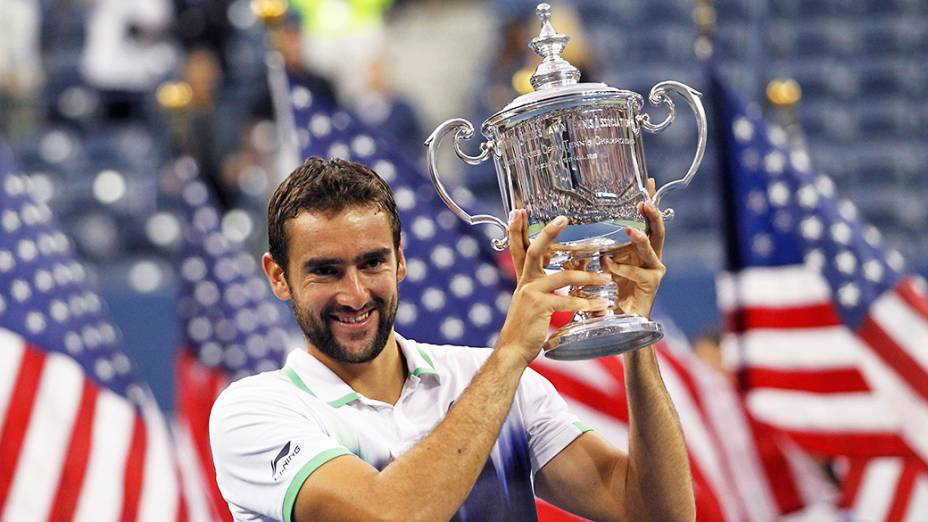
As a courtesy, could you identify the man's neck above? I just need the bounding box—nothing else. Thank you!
[308,332,408,405]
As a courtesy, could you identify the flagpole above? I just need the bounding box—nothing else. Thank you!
[253,0,302,182]
[696,0,748,379]
[693,0,741,364]
[693,0,716,61]
[765,77,806,149]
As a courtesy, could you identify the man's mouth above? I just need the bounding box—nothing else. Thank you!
[329,309,374,325]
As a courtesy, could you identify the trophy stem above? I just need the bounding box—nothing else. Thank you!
[564,256,617,320]
[544,255,663,360]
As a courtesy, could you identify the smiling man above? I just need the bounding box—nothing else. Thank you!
[208,157,695,521]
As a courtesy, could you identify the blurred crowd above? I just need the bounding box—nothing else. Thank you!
[0,0,444,288]
[0,0,589,290]
[0,0,429,207]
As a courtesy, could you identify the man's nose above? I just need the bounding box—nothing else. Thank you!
[336,269,370,308]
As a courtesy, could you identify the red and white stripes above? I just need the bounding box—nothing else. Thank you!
[720,266,928,520]
[842,458,928,522]
[174,347,232,522]
[719,267,928,464]
[0,328,187,521]
[530,330,830,521]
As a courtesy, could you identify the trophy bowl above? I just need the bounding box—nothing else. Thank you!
[425,3,707,360]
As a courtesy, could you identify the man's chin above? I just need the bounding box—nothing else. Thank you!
[323,329,381,363]
[306,304,394,364]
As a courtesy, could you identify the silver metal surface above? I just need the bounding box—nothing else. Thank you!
[639,81,708,212]
[528,3,581,90]
[423,2,707,360]
[488,98,651,264]
[544,314,664,360]
[424,119,508,250]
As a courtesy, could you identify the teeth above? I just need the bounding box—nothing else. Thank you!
[334,311,371,324]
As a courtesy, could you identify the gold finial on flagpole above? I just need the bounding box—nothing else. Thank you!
[251,0,289,26]
[693,0,716,59]
[155,81,194,111]
[766,78,802,108]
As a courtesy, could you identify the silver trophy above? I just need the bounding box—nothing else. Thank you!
[425,3,707,360]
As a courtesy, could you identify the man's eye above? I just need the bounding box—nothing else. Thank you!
[362,258,385,269]
[312,267,338,276]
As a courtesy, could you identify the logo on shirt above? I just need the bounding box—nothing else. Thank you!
[271,441,301,482]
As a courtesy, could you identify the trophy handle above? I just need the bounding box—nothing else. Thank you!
[425,118,509,250]
[636,81,708,220]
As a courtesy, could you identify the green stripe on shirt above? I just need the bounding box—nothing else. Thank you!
[282,447,353,522]
[282,366,317,397]
[573,421,593,434]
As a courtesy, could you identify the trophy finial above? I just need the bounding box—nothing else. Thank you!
[537,3,551,24]
[528,3,580,90]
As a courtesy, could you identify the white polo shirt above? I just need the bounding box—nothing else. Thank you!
[209,334,590,522]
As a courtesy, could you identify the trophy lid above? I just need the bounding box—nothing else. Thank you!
[483,4,640,130]
[528,3,580,90]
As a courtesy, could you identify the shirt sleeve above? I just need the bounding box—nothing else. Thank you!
[209,379,354,522]
[517,367,592,474]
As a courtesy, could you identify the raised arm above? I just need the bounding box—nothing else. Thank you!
[293,213,612,522]
[535,187,696,521]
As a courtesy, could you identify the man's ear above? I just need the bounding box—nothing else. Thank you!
[262,252,291,301]
[395,241,407,283]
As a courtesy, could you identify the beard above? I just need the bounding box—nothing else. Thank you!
[292,294,397,364]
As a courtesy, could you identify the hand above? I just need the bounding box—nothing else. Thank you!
[602,179,666,318]
[497,210,612,365]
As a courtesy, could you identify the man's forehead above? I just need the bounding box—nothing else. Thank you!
[284,207,395,258]
[285,205,389,233]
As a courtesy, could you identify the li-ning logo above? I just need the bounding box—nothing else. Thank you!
[271,441,301,482]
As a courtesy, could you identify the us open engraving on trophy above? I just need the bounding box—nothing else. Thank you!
[510,133,635,167]
[569,135,634,148]
[579,115,634,130]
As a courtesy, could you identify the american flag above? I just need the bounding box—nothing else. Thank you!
[169,157,293,522]
[531,310,834,521]
[0,143,187,520]
[709,69,928,519]
[841,457,928,520]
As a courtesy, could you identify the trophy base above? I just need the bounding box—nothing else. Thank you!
[543,313,663,361]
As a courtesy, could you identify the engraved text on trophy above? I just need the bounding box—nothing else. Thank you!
[504,105,644,227]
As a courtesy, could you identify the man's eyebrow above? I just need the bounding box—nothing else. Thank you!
[301,248,391,272]
[354,248,392,264]
[301,257,342,272]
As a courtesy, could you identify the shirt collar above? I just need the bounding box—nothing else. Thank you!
[282,334,440,408]
[398,333,440,381]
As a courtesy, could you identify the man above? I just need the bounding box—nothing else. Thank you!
[209,157,695,521]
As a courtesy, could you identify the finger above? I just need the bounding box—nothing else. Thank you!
[530,269,612,294]
[524,216,567,277]
[639,201,665,260]
[607,247,634,264]
[625,226,661,269]
[520,209,530,254]
[647,177,656,198]
[562,258,590,273]
[508,210,527,281]
[544,294,612,314]
[603,258,661,284]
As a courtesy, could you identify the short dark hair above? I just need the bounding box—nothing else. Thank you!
[267,157,401,275]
